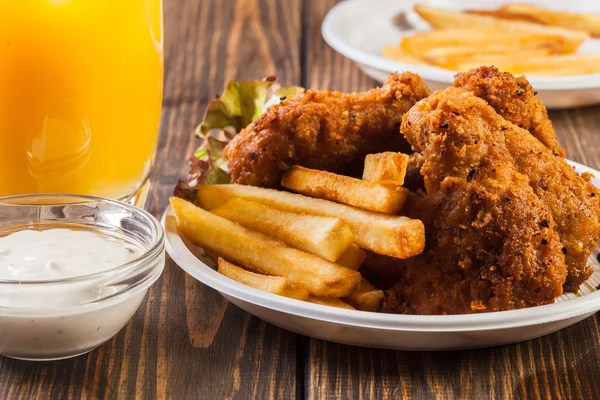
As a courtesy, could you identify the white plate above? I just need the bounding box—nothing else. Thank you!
[163,161,600,350]
[321,0,600,109]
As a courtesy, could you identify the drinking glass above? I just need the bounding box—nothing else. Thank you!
[0,0,164,205]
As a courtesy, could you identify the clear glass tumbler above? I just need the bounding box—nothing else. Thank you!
[0,0,164,205]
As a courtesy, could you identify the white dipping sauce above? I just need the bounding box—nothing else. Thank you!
[0,228,149,361]
[0,229,139,280]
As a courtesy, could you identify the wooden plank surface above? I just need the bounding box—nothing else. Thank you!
[2,0,600,399]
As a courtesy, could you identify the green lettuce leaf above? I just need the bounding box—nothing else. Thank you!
[174,77,304,204]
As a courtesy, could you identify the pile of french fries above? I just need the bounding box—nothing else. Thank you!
[383,4,600,76]
[171,152,424,312]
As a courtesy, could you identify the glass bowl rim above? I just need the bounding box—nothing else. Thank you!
[0,193,165,286]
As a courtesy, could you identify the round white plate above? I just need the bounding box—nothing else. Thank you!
[321,0,600,109]
[163,161,600,350]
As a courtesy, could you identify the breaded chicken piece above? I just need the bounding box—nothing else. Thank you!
[502,127,600,290]
[403,67,566,196]
[385,88,568,315]
[454,66,565,157]
[455,69,600,289]
[224,73,430,187]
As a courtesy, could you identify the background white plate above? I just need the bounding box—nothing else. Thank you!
[321,0,600,109]
[163,161,600,350]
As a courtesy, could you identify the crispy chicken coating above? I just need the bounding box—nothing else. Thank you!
[502,125,600,290]
[385,88,569,314]
[454,66,565,157]
[224,73,430,187]
[404,67,567,202]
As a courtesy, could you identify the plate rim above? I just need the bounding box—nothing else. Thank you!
[321,0,600,91]
[163,160,600,333]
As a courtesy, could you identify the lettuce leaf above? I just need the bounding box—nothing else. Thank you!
[174,77,304,204]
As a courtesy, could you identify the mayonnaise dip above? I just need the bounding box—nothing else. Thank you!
[0,228,156,361]
[0,229,139,281]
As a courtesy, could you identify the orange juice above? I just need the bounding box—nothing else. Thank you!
[0,0,163,199]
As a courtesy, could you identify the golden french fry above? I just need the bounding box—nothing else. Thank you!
[421,45,555,70]
[211,197,353,262]
[362,152,409,186]
[335,244,367,271]
[400,28,563,59]
[217,258,309,301]
[306,296,355,310]
[500,3,600,37]
[466,9,539,24]
[197,184,425,259]
[281,165,408,214]
[456,53,600,76]
[526,65,600,76]
[170,197,360,297]
[413,5,589,52]
[344,278,384,312]
[381,45,429,65]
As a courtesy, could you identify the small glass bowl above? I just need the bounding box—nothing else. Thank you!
[0,194,165,361]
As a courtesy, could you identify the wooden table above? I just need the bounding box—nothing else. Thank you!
[3,0,600,398]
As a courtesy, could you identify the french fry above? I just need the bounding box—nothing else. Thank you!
[211,197,353,261]
[306,297,355,310]
[335,244,367,271]
[456,53,600,76]
[197,184,425,259]
[421,45,555,70]
[500,3,600,37]
[381,45,429,66]
[400,28,563,59]
[413,5,589,53]
[526,65,600,77]
[466,9,539,24]
[217,258,309,301]
[362,152,409,186]
[170,197,360,297]
[281,165,408,214]
[344,278,384,312]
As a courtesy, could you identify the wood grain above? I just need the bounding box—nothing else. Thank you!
[303,0,600,399]
[2,0,600,399]
[0,0,301,399]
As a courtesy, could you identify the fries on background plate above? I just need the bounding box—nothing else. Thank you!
[414,4,589,51]
[498,3,600,37]
[383,3,600,77]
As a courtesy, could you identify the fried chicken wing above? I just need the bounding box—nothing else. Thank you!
[386,88,569,314]
[403,67,566,197]
[224,73,430,187]
[454,66,565,157]
[502,127,600,290]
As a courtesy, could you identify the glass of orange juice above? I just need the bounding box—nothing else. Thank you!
[0,0,163,203]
